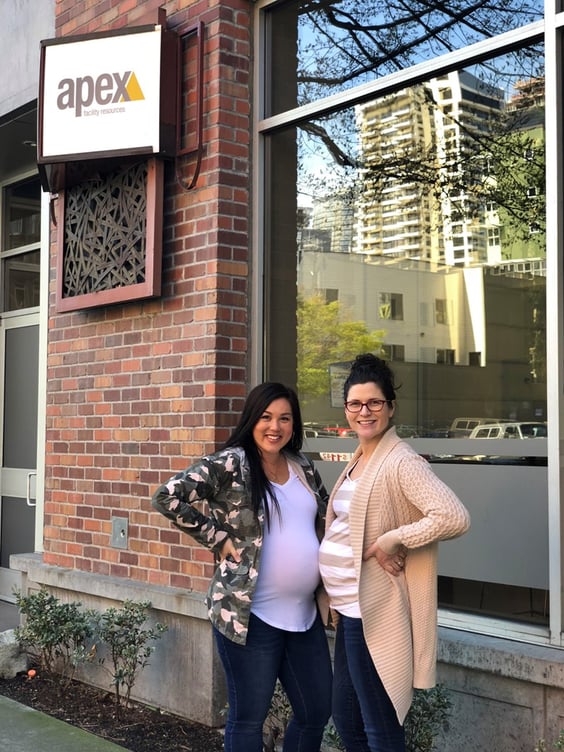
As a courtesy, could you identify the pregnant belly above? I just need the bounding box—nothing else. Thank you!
[255,543,320,601]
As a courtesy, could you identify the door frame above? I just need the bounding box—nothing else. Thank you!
[0,181,49,603]
[0,311,39,600]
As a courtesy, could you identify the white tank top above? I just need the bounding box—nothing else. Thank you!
[251,465,321,631]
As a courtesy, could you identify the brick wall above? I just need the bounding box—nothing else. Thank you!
[44,0,252,595]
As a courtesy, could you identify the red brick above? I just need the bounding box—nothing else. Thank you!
[45,0,251,593]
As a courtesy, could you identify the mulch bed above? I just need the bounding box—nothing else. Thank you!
[0,671,224,752]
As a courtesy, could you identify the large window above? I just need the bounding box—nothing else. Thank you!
[265,1,543,115]
[2,178,41,312]
[259,0,548,632]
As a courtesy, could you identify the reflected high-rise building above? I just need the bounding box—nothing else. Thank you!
[354,71,507,267]
[310,192,355,254]
[355,85,440,262]
[296,70,545,384]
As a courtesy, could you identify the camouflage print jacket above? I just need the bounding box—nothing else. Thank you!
[151,446,329,644]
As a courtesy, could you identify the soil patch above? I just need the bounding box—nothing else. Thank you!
[0,672,224,752]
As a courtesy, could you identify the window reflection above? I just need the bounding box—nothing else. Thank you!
[265,47,547,624]
[2,177,41,312]
[4,249,40,311]
[286,57,547,436]
[267,1,543,115]
[3,178,41,251]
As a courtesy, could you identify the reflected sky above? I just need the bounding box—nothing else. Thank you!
[268,1,543,114]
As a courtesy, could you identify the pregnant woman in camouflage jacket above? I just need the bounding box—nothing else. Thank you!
[152,382,332,752]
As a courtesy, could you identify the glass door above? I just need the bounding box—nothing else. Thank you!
[0,175,41,601]
[0,317,39,599]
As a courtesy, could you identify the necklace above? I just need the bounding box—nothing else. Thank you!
[262,458,289,484]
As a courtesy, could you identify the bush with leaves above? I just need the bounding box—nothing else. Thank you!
[405,685,452,752]
[92,599,167,713]
[535,731,564,751]
[266,683,452,752]
[322,721,344,751]
[14,586,94,685]
[263,681,293,751]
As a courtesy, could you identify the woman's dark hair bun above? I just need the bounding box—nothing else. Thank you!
[351,353,381,368]
[344,352,399,402]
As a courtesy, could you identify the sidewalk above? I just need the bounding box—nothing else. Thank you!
[0,600,126,752]
[0,694,126,752]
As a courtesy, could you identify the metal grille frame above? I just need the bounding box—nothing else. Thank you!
[55,158,163,312]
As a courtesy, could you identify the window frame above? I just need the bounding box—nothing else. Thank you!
[379,292,404,321]
[254,2,564,647]
[1,174,42,314]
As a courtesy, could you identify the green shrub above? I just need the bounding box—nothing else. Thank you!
[15,590,167,714]
[14,587,94,685]
[322,685,451,751]
[322,721,344,750]
[534,730,564,751]
[405,685,452,752]
[263,681,292,751]
[266,683,451,751]
[92,599,167,712]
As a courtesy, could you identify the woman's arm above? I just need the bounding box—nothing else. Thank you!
[379,452,470,552]
[151,456,233,552]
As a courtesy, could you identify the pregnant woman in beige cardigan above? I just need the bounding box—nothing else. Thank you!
[319,354,470,752]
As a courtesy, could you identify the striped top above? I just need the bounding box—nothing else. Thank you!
[318,475,361,617]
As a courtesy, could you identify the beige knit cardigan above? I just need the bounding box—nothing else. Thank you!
[325,426,470,725]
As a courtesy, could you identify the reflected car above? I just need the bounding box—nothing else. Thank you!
[303,423,350,438]
[304,424,330,438]
[468,422,547,439]
[447,417,508,438]
[427,453,544,466]
[395,424,421,438]
[322,426,357,438]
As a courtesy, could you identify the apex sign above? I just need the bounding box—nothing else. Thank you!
[39,25,177,169]
[57,71,146,117]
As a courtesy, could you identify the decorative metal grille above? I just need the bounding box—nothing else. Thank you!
[62,162,148,298]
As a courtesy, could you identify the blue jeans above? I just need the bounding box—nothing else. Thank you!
[214,611,332,752]
[332,615,406,752]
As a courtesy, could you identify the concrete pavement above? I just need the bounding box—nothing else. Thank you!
[0,694,126,751]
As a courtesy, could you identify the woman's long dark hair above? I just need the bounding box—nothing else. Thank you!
[344,353,399,404]
[224,382,304,528]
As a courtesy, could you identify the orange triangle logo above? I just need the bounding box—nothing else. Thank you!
[124,72,145,102]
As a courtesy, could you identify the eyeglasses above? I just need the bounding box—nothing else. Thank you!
[344,399,388,413]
